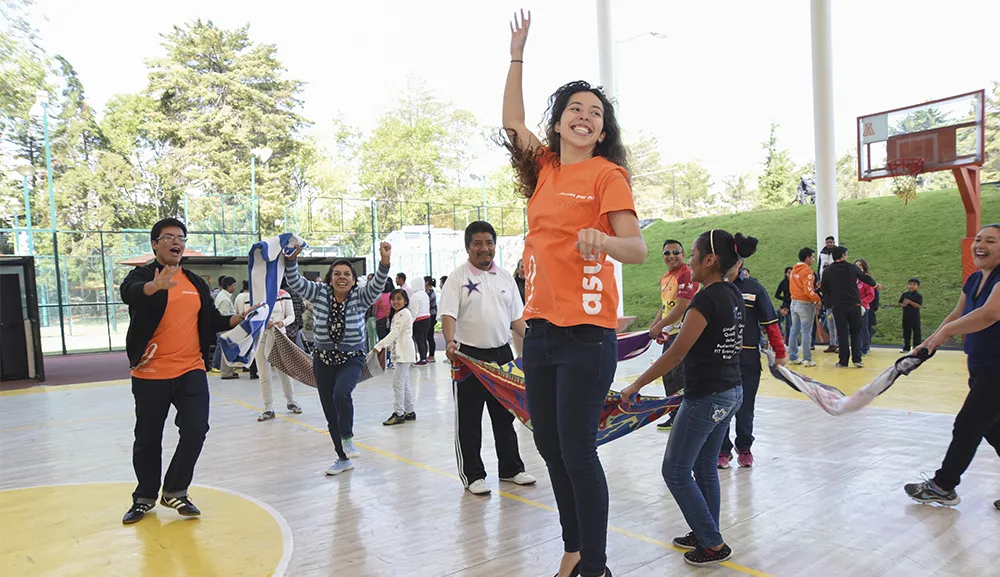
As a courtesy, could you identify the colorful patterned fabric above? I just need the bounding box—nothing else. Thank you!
[268,328,385,388]
[451,332,680,446]
[765,348,932,415]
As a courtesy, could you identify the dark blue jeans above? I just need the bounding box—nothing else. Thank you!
[721,368,761,454]
[523,320,617,577]
[313,353,365,460]
[663,386,742,549]
[131,370,210,504]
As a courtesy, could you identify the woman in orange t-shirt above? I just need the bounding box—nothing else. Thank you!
[500,11,648,577]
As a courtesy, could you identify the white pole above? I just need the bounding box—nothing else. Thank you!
[596,0,625,318]
[810,0,838,252]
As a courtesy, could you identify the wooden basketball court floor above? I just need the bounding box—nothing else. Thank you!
[1,347,998,577]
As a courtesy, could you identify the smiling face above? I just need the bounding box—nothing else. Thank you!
[972,226,1000,270]
[390,292,407,311]
[467,232,495,271]
[329,264,355,294]
[151,225,186,266]
[662,243,685,271]
[555,91,606,154]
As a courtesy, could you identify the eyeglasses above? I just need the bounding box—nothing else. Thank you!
[663,250,683,256]
[154,234,187,243]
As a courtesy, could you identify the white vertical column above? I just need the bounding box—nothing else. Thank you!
[596,0,625,318]
[810,0,838,251]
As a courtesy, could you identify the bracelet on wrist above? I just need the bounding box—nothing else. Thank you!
[511,59,523,63]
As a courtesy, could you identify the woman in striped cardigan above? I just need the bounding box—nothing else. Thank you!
[284,241,392,475]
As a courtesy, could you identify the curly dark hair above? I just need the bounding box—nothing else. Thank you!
[498,80,629,198]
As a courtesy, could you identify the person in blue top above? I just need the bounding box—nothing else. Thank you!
[904,224,1000,510]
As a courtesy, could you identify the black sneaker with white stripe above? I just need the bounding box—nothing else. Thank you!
[160,495,201,516]
[122,502,154,525]
[672,531,699,550]
[684,544,732,566]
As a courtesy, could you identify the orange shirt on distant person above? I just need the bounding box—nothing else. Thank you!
[131,273,205,379]
[522,147,636,330]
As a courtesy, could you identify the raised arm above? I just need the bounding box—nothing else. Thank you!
[283,247,323,303]
[502,9,542,153]
[359,242,392,309]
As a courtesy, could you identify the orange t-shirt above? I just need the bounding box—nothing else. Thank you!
[131,273,205,379]
[522,148,636,329]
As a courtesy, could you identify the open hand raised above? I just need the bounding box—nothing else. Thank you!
[509,9,531,59]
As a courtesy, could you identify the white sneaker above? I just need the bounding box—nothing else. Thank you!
[326,459,353,476]
[790,359,802,365]
[343,438,361,458]
[466,479,491,495]
[802,360,817,367]
[500,472,537,486]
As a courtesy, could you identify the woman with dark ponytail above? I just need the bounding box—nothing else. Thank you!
[623,229,757,567]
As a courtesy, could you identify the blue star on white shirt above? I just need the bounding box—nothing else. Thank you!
[464,279,481,295]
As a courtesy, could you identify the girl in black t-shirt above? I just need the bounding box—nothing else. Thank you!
[623,229,757,567]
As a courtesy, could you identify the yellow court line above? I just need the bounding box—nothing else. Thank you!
[222,394,772,577]
[0,378,131,397]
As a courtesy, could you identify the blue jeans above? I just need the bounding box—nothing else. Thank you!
[859,311,871,354]
[212,335,223,370]
[721,369,760,454]
[313,353,365,460]
[524,320,617,577]
[788,301,815,362]
[663,386,743,549]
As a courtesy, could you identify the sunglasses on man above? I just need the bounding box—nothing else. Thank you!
[662,249,683,256]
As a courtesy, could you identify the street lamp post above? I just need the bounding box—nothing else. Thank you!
[251,147,273,240]
[16,163,35,254]
[470,174,487,222]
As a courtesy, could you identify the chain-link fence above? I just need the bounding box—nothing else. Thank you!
[1,196,527,356]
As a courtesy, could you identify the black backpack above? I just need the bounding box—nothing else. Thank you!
[870,288,881,312]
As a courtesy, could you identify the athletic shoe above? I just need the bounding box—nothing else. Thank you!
[467,479,491,495]
[737,449,754,468]
[500,472,537,485]
[343,438,361,458]
[802,360,817,367]
[900,348,910,353]
[790,359,802,365]
[326,459,353,476]
[160,495,201,516]
[427,356,436,363]
[835,363,849,368]
[383,413,405,426]
[122,502,154,525]
[854,361,865,368]
[904,479,960,506]
[287,402,302,414]
[404,412,417,421]
[415,360,428,366]
[221,374,239,380]
[684,544,732,566]
[718,453,731,469]
[823,346,838,353]
[656,414,676,430]
[672,531,699,550]
[257,410,275,421]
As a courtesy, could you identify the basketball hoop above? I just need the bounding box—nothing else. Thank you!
[887,157,923,205]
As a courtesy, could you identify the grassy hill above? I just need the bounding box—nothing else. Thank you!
[623,185,1000,346]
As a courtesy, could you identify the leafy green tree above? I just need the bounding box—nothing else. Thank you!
[757,124,795,209]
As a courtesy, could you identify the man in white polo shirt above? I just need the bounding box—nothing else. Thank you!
[440,221,536,495]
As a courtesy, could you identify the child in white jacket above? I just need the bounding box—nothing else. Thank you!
[257,289,302,421]
[375,289,416,425]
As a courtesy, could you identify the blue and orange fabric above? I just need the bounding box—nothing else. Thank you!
[451,332,681,445]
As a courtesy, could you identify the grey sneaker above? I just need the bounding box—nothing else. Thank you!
[904,479,960,506]
[343,438,361,458]
[287,402,302,414]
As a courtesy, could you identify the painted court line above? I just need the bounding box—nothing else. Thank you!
[222,394,773,577]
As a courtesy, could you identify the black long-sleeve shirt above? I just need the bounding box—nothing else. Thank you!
[774,278,791,309]
[819,261,875,310]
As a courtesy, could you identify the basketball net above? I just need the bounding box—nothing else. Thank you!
[887,158,923,205]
